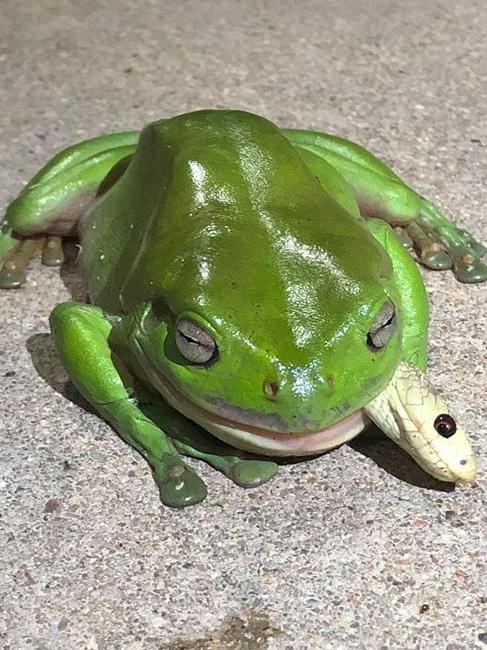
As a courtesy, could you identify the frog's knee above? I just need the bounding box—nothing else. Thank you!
[5,192,68,236]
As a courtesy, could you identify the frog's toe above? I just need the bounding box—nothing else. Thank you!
[229,459,279,488]
[41,236,65,267]
[438,227,487,282]
[419,247,452,270]
[456,228,486,257]
[0,227,22,287]
[0,265,27,289]
[405,222,452,270]
[0,238,41,289]
[416,201,487,283]
[154,453,207,508]
[452,253,487,283]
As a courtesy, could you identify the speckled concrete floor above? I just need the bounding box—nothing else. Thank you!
[1,1,486,648]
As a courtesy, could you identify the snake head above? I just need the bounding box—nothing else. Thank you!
[364,362,477,484]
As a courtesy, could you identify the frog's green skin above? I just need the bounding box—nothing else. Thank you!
[1,110,483,507]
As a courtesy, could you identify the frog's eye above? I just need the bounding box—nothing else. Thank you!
[367,301,396,351]
[175,319,218,365]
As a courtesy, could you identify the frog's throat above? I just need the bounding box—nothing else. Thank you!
[141,360,368,457]
[364,361,477,484]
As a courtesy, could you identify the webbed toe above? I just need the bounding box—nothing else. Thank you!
[155,454,207,508]
[228,459,279,488]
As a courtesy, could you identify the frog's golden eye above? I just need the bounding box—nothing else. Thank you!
[367,301,396,350]
[175,319,218,365]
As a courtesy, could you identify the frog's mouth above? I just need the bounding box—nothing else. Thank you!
[141,359,369,457]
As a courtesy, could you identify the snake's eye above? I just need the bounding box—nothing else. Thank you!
[175,319,218,365]
[434,413,457,438]
[367,301,396,351]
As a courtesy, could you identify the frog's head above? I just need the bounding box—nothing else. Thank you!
[133,197,408,459]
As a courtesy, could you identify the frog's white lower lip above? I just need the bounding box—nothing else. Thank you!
[211,408,370,456]
[143,360,369,456]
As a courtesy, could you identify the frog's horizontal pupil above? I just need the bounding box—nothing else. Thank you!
[367,317,396,350]
[367,301,396,351]
[434,413,457,438]
[175,319,218,365]
[180,331,201,345]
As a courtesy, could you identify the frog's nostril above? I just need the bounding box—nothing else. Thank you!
[263,380,279,400]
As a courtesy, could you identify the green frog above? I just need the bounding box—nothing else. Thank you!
[1,110,484,506]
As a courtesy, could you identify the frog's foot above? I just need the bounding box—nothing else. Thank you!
[50,301,208,509]
[400,222,452,271]
[0,225,64,289]
[137,386,279,490]
[364,361,477,484]
[401,200,487,283]
[171,438,279,488]
[224,458,279,488]
[283,128,486,283]
[154,453,207,508]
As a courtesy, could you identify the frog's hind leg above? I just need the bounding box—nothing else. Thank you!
[1,131,139,288]
[137,389,279,489]
[285,129,487,283]
[50,302,207,508]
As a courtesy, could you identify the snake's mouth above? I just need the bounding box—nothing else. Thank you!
[141,358,369,456]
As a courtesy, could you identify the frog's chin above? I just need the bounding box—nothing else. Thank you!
[142,361,369,457]
[196,408,369,457]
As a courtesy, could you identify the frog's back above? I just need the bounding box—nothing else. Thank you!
[81,110,388,319]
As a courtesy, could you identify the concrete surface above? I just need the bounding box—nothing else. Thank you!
[0,0,486,648]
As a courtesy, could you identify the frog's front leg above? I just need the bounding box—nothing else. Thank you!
[49,302,207,507]
[136,388,279,488]
[285,129,487,283]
